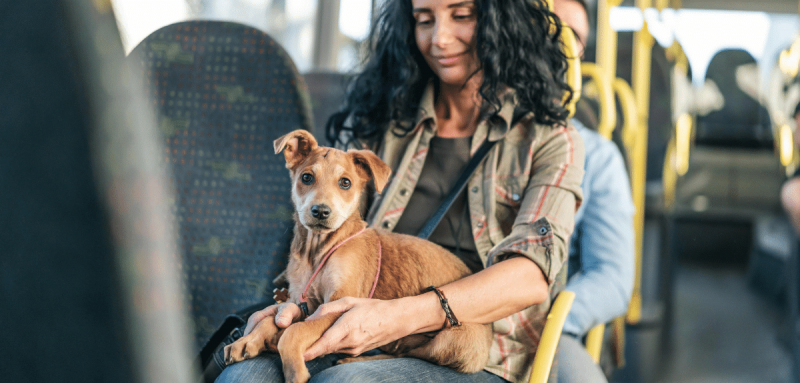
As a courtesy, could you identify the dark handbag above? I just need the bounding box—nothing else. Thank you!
[197,301,271,383]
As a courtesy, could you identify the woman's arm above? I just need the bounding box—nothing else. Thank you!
[302,256,548,360]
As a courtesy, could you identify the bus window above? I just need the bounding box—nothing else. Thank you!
[112,0,321,72]
[112,0,377,73]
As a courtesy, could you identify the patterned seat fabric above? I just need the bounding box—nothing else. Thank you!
[130,21,314,350]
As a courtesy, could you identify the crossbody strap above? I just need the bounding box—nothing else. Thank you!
[417,138,496,239]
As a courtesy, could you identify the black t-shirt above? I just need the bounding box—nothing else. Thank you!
[392,136,483,273]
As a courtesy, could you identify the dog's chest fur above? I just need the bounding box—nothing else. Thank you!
[285,221,370,313]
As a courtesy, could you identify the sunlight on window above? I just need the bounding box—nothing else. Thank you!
[111,0,190,53]
[609,6,643,32]
[611,7,776,86]
[339,0,372,41]
[675,9,771,86]
[287,0,317,23]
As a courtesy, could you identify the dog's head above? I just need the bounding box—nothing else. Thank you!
[274,129,391,233]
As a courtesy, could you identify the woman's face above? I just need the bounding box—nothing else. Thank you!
[412,0,480,86]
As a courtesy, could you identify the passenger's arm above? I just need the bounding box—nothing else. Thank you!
[563,141,635,336]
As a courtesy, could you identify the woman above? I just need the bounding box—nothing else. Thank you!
[217,0,584,382]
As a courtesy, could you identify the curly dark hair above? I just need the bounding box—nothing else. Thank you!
[325,0,572,147]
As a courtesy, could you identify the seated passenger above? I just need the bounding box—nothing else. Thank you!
[216,0,585,382]
[552,1,635,382]
[782,103,800,236]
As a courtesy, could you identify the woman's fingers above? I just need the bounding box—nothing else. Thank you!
[274,302,302,328]
[303,297,390,360]
[306,297,356,321]
[242,305,279,336]
[303,318,352,360]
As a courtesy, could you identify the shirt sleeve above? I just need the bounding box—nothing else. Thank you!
[486,124,585,285]
[562,137,635,336]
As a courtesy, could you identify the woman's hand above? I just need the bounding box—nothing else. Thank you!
[243,302,304,336]
[302,297,413,360]
[225,302,304,364]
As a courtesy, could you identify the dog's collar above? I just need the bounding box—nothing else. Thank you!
[299,227,381,317]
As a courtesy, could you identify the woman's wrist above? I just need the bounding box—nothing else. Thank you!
[394,290,448,335]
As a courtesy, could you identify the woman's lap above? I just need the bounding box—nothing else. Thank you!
[215,353,508,383]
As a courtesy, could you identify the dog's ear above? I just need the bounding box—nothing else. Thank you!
[350,149,392,194]
[273,129,318,168]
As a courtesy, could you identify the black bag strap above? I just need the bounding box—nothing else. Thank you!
[197,300,271,368]
[416,109,530,240]
[417,137,496,239]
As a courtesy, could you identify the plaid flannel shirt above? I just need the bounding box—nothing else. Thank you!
[362,82,584,382]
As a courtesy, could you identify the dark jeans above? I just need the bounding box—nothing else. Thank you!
[216,352,508,383]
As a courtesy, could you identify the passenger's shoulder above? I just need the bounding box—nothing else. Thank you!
[570,120,620,161]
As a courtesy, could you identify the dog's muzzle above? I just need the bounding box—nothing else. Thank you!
[310,204,331,220]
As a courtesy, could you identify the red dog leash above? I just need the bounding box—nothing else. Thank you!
[299,227,381,317]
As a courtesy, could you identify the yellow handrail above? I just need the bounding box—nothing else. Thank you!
[662,138,677,208]
[584,323,605,363]
[627,0,655,325]
[613,78,638,155]
[674,113,693,176]
[562,25,582,118]
[611,316,626,367]
[596,0,623,81]
[528,291,576,383]
[581,63,616,139]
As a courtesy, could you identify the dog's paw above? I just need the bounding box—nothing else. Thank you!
[273,287,289,303]
[223,333,267,365]
[223,318,282,364]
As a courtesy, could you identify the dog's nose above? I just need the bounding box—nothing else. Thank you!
[310,204,331,219]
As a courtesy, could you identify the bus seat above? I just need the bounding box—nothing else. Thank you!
[696,49,773,149]
[129,21,315,350]
[0,1,193,382]
[303,71,351,144]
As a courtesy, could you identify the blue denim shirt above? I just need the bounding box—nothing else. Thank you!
[563,120,635,337]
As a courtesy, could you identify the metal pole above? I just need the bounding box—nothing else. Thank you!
[627,0,655,325]
[312,0,342,71]
[596,0,622,81]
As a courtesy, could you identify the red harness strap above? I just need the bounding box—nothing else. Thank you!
[299,227,382,317]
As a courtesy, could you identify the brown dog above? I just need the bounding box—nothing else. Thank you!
[223,129,491,383]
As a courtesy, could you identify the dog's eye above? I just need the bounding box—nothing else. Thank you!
[301,173,314,185]
[339,178,351,190]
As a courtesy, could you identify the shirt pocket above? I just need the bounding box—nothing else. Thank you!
[494,178,525,236]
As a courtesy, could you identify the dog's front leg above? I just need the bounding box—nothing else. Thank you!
[224,315,284,364]
[277,312,342,383]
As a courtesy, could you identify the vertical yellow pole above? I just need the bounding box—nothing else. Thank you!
[596,0,622,81]
[627,0,656,325]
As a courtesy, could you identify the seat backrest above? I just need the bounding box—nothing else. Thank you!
[0,1,192,382]
[129,21,314,350]
[696,49,773,149]
[303,71,351,144]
